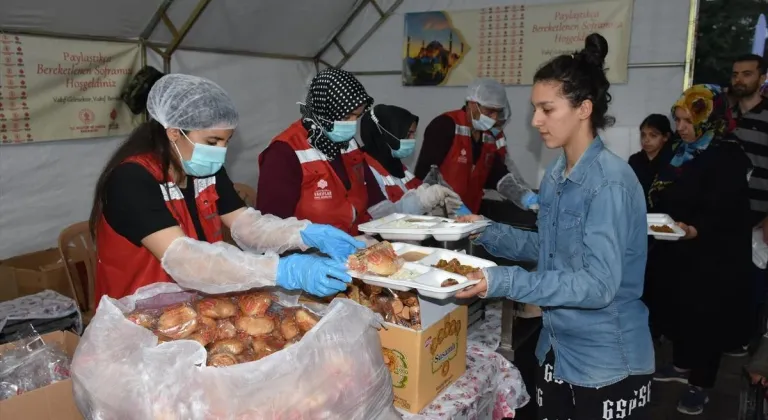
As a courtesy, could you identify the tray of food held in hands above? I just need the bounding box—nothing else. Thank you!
[647,213,685,241]
[357,213,490,241]
[346,241,496,299]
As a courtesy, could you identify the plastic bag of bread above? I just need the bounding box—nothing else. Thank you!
[71,283,399,420]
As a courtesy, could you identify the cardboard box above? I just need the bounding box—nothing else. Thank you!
[379,300,468,414]
[0,248,77,302]
[0,330,83,419]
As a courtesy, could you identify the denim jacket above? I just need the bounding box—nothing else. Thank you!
[476,137,654,388]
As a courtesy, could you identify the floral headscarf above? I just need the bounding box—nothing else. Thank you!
[647,84,737,208]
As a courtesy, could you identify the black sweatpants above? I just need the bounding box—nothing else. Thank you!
[536,352,652,420]
[672,338,722,388]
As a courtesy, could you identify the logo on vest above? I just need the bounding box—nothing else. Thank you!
[314,179,332,200]
[458,148,468,164]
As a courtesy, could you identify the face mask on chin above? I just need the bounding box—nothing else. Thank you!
[471,103,496,132]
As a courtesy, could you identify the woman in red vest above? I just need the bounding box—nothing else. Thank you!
[360,104,471,215]
[90,74,363,306]
[414,78,512,213]
[257,69,461,234]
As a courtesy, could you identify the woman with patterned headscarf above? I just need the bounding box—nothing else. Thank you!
[647,84,752,415]
[257,68,460,235]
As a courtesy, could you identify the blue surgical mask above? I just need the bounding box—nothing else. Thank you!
[174,131,226,177]
[324,120,358,143]
[392,139,416,158]
[471,103,496,132]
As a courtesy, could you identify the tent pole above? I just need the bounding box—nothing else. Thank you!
[162,0,213,59]
[314,0,372,63]
[139,0,177,40]
[335,0,403,69]
[682,0,699,89]
[148,44,316,61]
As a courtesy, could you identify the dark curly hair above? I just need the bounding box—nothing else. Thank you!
[533,33,615,134]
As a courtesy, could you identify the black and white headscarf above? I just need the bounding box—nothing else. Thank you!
[300,68,373,160]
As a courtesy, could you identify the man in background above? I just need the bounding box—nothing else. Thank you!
[731,53,768,356]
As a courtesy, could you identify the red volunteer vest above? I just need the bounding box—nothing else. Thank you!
[261,120,370,235]
[94,154,223,306]
[365,155,422,202]
[439,109,507,213]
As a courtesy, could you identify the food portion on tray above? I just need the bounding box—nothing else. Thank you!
[646,213,686,240]
[125,292,320,367]
[300,279,422,330]
[345,242,494,299]
[357,213,489,241]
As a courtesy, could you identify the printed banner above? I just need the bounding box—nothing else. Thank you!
[402,0,633,87]
[0,34,141,144]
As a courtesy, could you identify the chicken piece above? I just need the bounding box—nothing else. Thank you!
[196,297,237,319]
[280,316,301,341]
[362,284,383,297]
[154,333,172,344]
[208,338,246,355]
[400,305,411,320]
[207,351,238,367]
[237,292,275,317]
[283,336,301,349]
[235,315,275,336]
[347,241,403,276]
[215,319,237,340]
[126,309,158,329]
[400,293,418,307]
[410,305,421,325]
[391,299,404,314]
[294,308,319,333]
[346,283,361,304]
[441,278,460,287]
[156,303,198,339]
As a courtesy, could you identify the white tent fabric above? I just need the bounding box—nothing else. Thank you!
[0,0,693,259]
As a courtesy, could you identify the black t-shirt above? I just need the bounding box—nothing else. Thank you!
[103,163,245,246]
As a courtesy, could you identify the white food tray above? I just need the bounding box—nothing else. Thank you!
[358,213,490,241]
[647,213,685,241]
[347,243,497,300]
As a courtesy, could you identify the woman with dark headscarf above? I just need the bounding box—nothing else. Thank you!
[648,84,752,415]
[257,69,460,235]
[360,104,422,201]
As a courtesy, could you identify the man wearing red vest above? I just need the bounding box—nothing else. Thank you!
[414,79,513,214]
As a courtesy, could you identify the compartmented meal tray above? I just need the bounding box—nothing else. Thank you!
[357,213,489,242]
[348,243,497,300]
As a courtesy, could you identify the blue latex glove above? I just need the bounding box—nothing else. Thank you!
[276,254,351,297]
[522,191,539,209]
[300,224,365,262]
[454,204,472,216]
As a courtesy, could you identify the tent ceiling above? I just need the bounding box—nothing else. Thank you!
[0,0,398,62]
[0,0,163,40]
[149,0,360,58]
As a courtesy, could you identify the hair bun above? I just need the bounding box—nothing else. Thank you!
[580,33,608,68]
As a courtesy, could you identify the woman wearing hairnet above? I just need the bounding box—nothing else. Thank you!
[414,78,536,214]
[257,68,461,234]
[89,74,363,306]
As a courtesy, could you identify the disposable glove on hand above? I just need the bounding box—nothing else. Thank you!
[522,191,539,211]
[299,224,365,262]
[454,204,472,216]
[416,184,462,214]
[276,254,351,297]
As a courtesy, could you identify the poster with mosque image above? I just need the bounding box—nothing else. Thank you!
[402,0,633,87]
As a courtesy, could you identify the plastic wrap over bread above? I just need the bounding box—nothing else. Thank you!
[71,283,399,420]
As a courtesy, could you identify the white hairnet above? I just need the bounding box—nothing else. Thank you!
[147,74,239,131]
[466,78,511,120]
